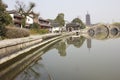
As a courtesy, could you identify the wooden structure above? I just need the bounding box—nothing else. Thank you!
[7,10,23,27]
[66,22,80,31]
[39,18,51,29]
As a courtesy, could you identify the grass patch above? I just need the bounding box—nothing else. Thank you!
[30,29,49,35]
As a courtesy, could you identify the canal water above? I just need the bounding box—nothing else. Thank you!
[14,34,120,80]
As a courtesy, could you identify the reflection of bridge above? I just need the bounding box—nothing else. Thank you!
[79,24,120,40]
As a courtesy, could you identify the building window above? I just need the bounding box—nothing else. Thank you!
[28,19,30,21]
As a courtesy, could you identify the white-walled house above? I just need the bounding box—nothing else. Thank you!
[52,26,61,33]
[38,18,51,29]
[7,10,23,28]
[50,22,62,33]
[8,10,34,28]
[26,14,34,27]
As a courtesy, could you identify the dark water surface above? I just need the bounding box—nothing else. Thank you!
[15,35,120,80]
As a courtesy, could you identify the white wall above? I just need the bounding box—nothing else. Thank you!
[9,14,14,20]
[26,16,33,24]
[51,27,61,33]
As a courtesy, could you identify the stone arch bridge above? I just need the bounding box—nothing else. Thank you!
[79,24,120,40]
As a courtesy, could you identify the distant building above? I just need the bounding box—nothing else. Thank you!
[8,10,52,30]
[86,13,92,51]
[86,12,91,26]
[26,11,39,28]
[50,21,61,33]
[66,22,80,31]
[33,13,39,23]
[8,10,35,28]
[39,18,51,30]
[26,15,34,28]
[7,10,23,27]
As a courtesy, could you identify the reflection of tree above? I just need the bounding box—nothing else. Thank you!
[37,36,85,57]
[55,41,66,56]
[42,39,67,57]
[15,59,52,80]
[67,36,85,48]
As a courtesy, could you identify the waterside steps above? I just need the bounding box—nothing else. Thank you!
[0,32,76,64]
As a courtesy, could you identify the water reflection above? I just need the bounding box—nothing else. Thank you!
[15,29,120,80]
[67,36,85,48]
[2,30,120,80]
[87,27,120,40]
[54,40,67,56]
[15,58,53,80]
[40,34,120,80]
[86,24,120,40]
[87,39,91,51]
[14,36,86,80]
[41,36,86,57]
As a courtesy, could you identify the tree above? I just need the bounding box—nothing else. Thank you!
[54,13,65,27]
[72,18,85,29]
[15,1,36,28]
[30,22,39,29]
[0,0,12,37]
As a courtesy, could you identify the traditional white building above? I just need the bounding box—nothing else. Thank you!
[7,10,23,28]
[8,10,34,28]
[50,22,61,33]
[26,14,34,27]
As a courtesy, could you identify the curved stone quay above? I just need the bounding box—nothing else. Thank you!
[0,32,75,65]
[0,28,120,80]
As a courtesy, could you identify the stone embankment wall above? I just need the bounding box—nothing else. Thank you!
[0,32,75,64]
[0,33,61,62]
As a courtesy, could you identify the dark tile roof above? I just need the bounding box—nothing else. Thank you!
[7,10,18,14]
[39,17,49,22]
[66,22,80,27]
[50,22,60,27]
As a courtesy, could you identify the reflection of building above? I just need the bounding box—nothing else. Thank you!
[86,12,91,26]
[67,36,85,48]
[87,39,91,51]
[15,61,52,80]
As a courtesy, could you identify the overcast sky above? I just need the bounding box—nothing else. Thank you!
[3,0,120,24]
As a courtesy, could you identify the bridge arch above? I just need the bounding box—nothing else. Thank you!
[84,24,120,40]
[89,24,109,40]
[108,25,120,38]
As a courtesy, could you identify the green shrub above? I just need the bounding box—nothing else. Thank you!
[29,22,49,34]
[30,29,49,34]
[5,27,30,39]
[0,26,7,37]
[30,23,40,29]
[39,29,49,34]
